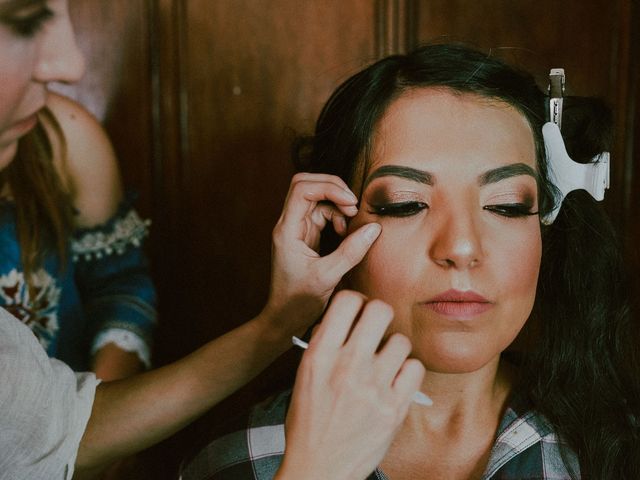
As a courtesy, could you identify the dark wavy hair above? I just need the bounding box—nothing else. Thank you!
[293,43,640,478]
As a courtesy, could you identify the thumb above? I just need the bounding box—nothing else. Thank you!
[321,223,381,281]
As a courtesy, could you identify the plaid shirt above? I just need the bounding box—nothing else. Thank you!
[181,390,580,480]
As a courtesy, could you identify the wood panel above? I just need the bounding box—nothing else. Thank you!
[415,0,615,95]
[376,0,418,55]
[159,0,378,354]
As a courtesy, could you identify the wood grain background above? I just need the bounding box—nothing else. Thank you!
[52,1,639,477]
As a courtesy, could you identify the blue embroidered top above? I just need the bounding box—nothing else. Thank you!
[0,199,156,371]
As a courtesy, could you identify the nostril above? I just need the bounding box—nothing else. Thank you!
[433,258,455,269]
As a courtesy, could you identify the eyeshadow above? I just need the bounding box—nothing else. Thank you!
[366,187,391,206]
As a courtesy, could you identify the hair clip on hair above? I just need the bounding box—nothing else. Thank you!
[541,68,610,225]
[542,124,610,224]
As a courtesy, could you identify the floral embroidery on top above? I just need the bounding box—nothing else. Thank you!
[72,209,151,261]
[0,268,61,350]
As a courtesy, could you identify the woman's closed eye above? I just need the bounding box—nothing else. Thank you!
[368,201,429,218]
[5,6,53,37]
[483,203,538,218]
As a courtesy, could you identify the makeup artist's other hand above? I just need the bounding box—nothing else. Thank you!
[276,291,425,480]
[264,173,381,336]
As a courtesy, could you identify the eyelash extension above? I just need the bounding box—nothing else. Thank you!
[483,203,539,218]
[368,201,428,217]
[7,7,53,37]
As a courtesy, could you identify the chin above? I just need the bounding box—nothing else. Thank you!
[413,341,503,374]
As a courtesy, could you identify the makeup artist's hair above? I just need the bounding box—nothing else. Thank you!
[0,109,74,289]
[293,43,640,479]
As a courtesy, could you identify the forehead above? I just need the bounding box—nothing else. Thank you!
[364,88,536,181]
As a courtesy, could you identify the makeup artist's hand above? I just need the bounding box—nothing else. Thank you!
[264,173,381,336]
[276,291,425,480]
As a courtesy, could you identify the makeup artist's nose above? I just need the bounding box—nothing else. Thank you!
[33,10,86,84]
[429,208,483,270]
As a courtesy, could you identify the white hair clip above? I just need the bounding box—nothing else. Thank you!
[541,68,610,225]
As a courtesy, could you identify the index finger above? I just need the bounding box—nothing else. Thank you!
[290,172,352,192]
[279,178,358,226]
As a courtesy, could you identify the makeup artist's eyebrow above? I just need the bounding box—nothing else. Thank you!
[364,165,434,189]
[478,163,537,186]
[0,0,44,16]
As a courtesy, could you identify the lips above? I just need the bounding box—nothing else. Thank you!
[422,289,492,318]
[11,113,39,134]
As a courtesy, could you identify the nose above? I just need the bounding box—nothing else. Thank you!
[33,13,86,84]
[428,207,483,270]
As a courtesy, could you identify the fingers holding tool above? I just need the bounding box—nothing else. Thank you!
[278,291,428,480]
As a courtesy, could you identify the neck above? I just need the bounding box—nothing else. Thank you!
[379,357,516,479]
[406,356,514,436]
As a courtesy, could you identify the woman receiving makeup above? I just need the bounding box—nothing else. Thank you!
[183,44,640,479]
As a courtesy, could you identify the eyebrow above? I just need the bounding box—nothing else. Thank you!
[363,162,537,189]
[0,0,44,16]
[363,165,434,189]
[478,163,538,186]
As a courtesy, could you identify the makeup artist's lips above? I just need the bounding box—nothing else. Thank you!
[11,113,39,135]
[421,289,493,318]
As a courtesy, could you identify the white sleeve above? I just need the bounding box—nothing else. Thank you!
[0,308,100,480]
[91,328,152,368]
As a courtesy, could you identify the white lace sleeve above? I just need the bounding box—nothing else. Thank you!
[91,328,151,368]
[72,210,151,262]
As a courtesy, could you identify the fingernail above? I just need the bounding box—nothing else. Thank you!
[363,223,381,243]
[342,189,358,203]
[345,205,358,215]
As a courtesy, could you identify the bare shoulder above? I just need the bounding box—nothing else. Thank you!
[45,92,123,228]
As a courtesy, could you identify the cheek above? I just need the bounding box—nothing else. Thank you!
[0,80,19,133]
[0,44,34,133]
[489,223,541,347]
[346,224,417,302]
[496,225,541,302]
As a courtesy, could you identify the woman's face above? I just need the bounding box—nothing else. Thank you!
[0,0,84,168]
[347,88,542,374]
